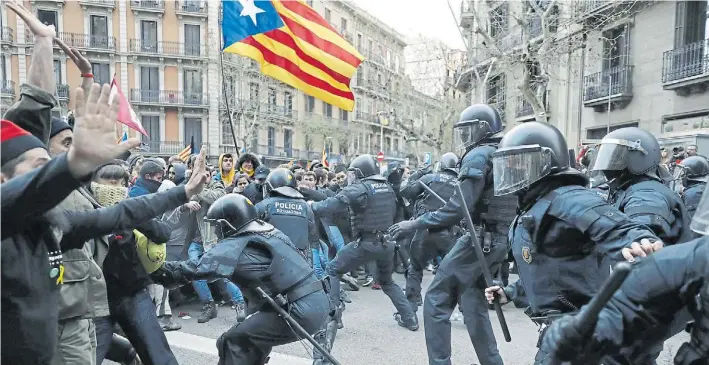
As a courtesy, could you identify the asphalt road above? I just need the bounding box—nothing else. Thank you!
[108,272,688,365]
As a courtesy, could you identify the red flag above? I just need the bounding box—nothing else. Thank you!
[109,77,148,136]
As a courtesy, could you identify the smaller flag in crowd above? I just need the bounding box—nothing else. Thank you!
[178,136,195,162]
[116,131,128,144]
[109,76,148,136]
[321,142,330,168]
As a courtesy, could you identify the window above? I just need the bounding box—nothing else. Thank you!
[184,69,202,104]
[340,18,347,33]
[368,39,373,56]
[249,82,259,102]
[141,20,158,51]
[395,55,400,71]
[184,117,202,150]
[340,109,348,121]
[54,60,62,85]
[324,8,331,22]
[267,126,275,155]
[357,33,362,49]
[488,3,508,38]
[305,95,315,112]
[268,87,276,111]
[140,66,159,102]
[90,15,108,48]
[37,10,58,31]
[323,102,332,117]
[285,92,293,116]
[251,129,259,151]
[586,122,638,140]
[141,115,160,146]
[1,56,6,84]
[91,63,110,85]
[222,120,234,146]
[184,24,200,56]
[385,137,391,151]
[386,49,391,67]
[393,138,400,152]
[306,0,313,7]
[284,129,293,156]
[674,1,708,48]
[487,74,506,120]
[602,26,630,70]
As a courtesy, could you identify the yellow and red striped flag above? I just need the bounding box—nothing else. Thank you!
[178,136,195,162]
[221,0,364,111]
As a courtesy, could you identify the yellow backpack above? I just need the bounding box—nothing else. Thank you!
[133,230,166,274]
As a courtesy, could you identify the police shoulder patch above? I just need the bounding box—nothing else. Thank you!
[522,246,532,264]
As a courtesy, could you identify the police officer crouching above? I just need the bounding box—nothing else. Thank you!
[483,122,664,364]
[679,155,709,222]
[152,194,329,365]
[590,127,693,246]
[311,154,419,331]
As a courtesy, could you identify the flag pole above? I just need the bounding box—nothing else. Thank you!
[218,11,241,158]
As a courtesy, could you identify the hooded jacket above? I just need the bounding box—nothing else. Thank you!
[236,152,261,178]
[170,162,187,185]
[215,153,238,188]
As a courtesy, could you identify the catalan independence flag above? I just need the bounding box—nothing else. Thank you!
[222,0,364,111]
[178,136,195,162]
[321,141,330,168]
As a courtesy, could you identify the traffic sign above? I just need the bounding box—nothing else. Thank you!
[423,152,432,165]
[376,152,385,162]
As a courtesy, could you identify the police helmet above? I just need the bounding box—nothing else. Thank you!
[348,154,380,180]
[491,122,572,196]
[384,161,404,186]
[264,168,303,199]
[453,104,504,157]
[679,156,709,183]
[439,152,459,171]
[590,127,661,176]
[580,146,597,168]
[205,194,259,239]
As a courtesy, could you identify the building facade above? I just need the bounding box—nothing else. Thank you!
[456,0,709,151]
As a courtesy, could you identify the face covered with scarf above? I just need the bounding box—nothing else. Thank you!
[92,163,129,206]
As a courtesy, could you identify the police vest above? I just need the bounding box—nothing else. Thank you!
[683,182,706,221]
[417,172,458,213]
[612,180,693,245]
[263,197,310,251]
[351,178,397,236]
[197,226,313,297]
[509,185,602,315]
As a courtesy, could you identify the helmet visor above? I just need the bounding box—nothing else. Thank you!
[492,145,553,196]
[590,138,648,171]
[690,185,709,235]
[346,170,357,185]
[453,121,488,157]
[205,219,226,241]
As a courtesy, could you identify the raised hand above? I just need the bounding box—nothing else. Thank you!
[55,39,92,74]
[185,147,211,198]
[67,84,141,178]
[5,0,55,39]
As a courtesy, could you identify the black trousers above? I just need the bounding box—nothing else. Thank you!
[405,229,456,312]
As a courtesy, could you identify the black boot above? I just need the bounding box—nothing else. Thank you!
[198,301,218,323]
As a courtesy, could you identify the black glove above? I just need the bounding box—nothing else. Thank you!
[539,315,589,362]
[409,167,430,182]
[387,219,421,240]
[150,261,191,290]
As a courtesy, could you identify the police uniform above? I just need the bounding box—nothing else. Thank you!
[683,181,706,221]
[399,167,459,308]
[255,196,319,267]
[153,195,328,365]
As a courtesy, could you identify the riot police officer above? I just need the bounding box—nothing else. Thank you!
[482,121,664,364]
[590,127,692,245]
[389,104,513,365]
[679,155,709,221]
[152,194,329,365]
[539,184,709,365]
[311,154,418,330]
[398,152,459,311]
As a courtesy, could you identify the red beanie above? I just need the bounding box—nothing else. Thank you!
[1,120,47,166]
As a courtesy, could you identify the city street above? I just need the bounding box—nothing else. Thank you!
[109,272,688,365]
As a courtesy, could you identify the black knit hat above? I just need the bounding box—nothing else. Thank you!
[50,117,72,139]
[139,160,164,177]
[1,120,47,165]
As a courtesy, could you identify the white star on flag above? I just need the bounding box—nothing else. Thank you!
[238,0,265,26]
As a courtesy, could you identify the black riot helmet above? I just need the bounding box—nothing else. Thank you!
[590,127,661,177]
[679,156,709,183]
[348,154,380,181]
[439,152,459,171]
[384,161,404,186]
[264,168,303,199]
[205,194,259,239]
[491,122,574,196]
[580,146,597,168]
[453,104,504,157]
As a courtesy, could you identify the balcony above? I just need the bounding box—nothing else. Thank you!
[1,27,14,46]
[1,80,16,98]
[583,65,634,109]
[129,89,209,107]
[460,1,474,28]
[129,39,205,58]
[56,84,70,101]
[130,0,165,14]
[175,1,207,18]
[662,38,709,95]
[57,32,116,52]
[574,0,630,23]
[142,140,209,156]
[79,0,115,9]
[353,111,377,124]
[515,90,550,121]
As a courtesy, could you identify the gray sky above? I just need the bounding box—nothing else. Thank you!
[351,0,466,50]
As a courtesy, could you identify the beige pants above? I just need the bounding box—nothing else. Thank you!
[148,283,172,317]
[50,318,96,365]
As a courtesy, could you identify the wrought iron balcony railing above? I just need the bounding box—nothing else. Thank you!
[174,0,207,14]
[1,80,16,97]
[129,89,209,106]
[79,0,116,7]
[56,84,70,99]
[142,140,209,155]
[583,65,634,102]
[58,32,116,50]
[515,90,550,119]
[662,38,709,84]
[1,26,14,44]
[129,39,203,57]
[131,0,164,11]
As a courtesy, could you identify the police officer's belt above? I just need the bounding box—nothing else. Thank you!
[281,276,323,303]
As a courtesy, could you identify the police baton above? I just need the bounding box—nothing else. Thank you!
[548,262,632,365]
[418,180,448,205]
[255,287,342,365]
